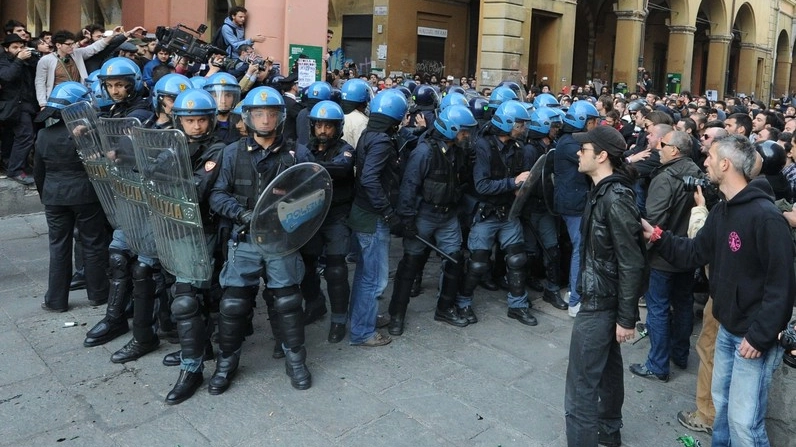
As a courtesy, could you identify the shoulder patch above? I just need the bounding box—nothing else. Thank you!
[204,160,217,172]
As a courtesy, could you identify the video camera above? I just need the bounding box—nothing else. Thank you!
[155,23,225,63]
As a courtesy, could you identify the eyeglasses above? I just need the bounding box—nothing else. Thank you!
[578,147,595,153]
[700,134,711,140]
[662,143,681,151]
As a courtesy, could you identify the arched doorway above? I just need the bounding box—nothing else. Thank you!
[773,30,791,100]
[729,3,757,97]
[692,0,729,96]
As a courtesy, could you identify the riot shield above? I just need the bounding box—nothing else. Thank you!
[131,127,212,282]
[61,101,120,229]
[541,148,557,215]
[249,162,333,259]
[97,117,158,258]
[508,153,547,221]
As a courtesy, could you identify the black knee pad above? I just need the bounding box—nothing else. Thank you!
[468,249,491,276]
[220,297,252,319]
[131,261,153,281]
[505,244,527,269]
[324,257,348,283]
[273,286,303,313]
[171,294,201,320]
[108,249,130,279]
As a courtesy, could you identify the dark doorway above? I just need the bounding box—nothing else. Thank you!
[416,35,445,78]
[343,15,374,73]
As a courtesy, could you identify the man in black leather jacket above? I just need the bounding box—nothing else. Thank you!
[563,125,647,447]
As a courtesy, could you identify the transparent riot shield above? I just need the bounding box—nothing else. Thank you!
[541,148,557,216]
[131,127,212,282]
[61,101,119,228]
[250,162,333,259]
[97,117,158,258]
[508,153,547,221]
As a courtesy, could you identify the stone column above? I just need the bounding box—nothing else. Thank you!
[666,26,696,92]
[736,42,758,97]
[773,51,791,99]
[705,34,731,96]
[478,0,527,88]
[612,9,646,93]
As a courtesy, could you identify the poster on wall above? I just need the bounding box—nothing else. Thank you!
[288,44,323,81]
[297,59,317,88]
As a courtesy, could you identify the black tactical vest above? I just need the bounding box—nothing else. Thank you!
[421,138,462,206]
[231,139,296,210]
[477,136,524,207]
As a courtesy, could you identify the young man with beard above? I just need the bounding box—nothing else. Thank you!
[564,125,647,447]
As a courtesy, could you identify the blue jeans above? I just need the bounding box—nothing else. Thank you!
[403,211,462,256]
[349,220,390,344]
[644,268,694,374]
[110,229,157,267]
[565,308,625,447]
[562,214,581,306]
[711,325,783,447]
[219,240,304,289]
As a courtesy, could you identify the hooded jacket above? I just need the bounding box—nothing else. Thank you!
[655,180,796,351]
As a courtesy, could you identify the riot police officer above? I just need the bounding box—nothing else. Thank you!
[296,81,332,147]
[388,104,477,335]
[299,100,356,343]
[159,89,225,404]
[457,100,537,326]
[341,78,372,148]
[84,57,157,350]
[209,86,313,392]
[151,73,191,129]
[204,72,241,144]
[35,82,110,312]
[525,107,568,310]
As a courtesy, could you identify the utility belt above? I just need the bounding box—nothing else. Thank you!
[476,202,508,222]
[420,202,455,214]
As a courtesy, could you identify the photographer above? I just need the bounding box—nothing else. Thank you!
[0,34,40,185]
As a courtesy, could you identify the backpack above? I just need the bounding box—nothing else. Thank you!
[211,23,232,52]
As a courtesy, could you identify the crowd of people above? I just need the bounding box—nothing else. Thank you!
[3,6,796,447]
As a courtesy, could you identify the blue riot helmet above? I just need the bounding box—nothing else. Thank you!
[446,85,466,97]
[488,86,519,109]
[402,79,418,93]
[309,100,345,144]
[228,101,247,137]
[97,57,143,102]
[172,89,218,141]
[522,102,535,114]
[241,86,286,137]
[303,81,333,109]
[434,104,477,141]
[439,92,469,112]
[394,85,414,106]
[36,81,91,122]
[189,76,207,90]
[152,73,191,112]
[491,100,531,134]
[468,97,490,121]
[90,78,113,110]
[370,89,409,123]
[562,100,600,132]
[412,84,439,111]
[528,107,564,139]
[330,88,342,104]
[85,69,100,88]
[231,101,243,116]
[203,72,241,114]
[340,79,373,104]
[496,80,524,100]
[533,92,560,109]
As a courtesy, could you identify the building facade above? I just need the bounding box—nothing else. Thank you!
[4,0,796,101]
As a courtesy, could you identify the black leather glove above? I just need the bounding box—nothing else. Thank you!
[401,216,418,240]
[236,210,253,229]
[781,320,796,351]
[383,211,403,236]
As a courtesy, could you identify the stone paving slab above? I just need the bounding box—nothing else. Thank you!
[0,212,750,447]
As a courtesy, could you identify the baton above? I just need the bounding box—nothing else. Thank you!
[415,234,459,265]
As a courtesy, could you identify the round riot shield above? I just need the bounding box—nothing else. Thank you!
[508,153,547,221]
[249,162,333,259]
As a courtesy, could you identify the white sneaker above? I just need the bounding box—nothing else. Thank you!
[568,303,580,318]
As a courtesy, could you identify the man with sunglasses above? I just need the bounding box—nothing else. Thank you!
[630,129,705,383]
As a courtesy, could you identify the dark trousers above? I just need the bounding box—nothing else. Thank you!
[565,308,624,447]
[1,108,35,177]
[43,203,110,308]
